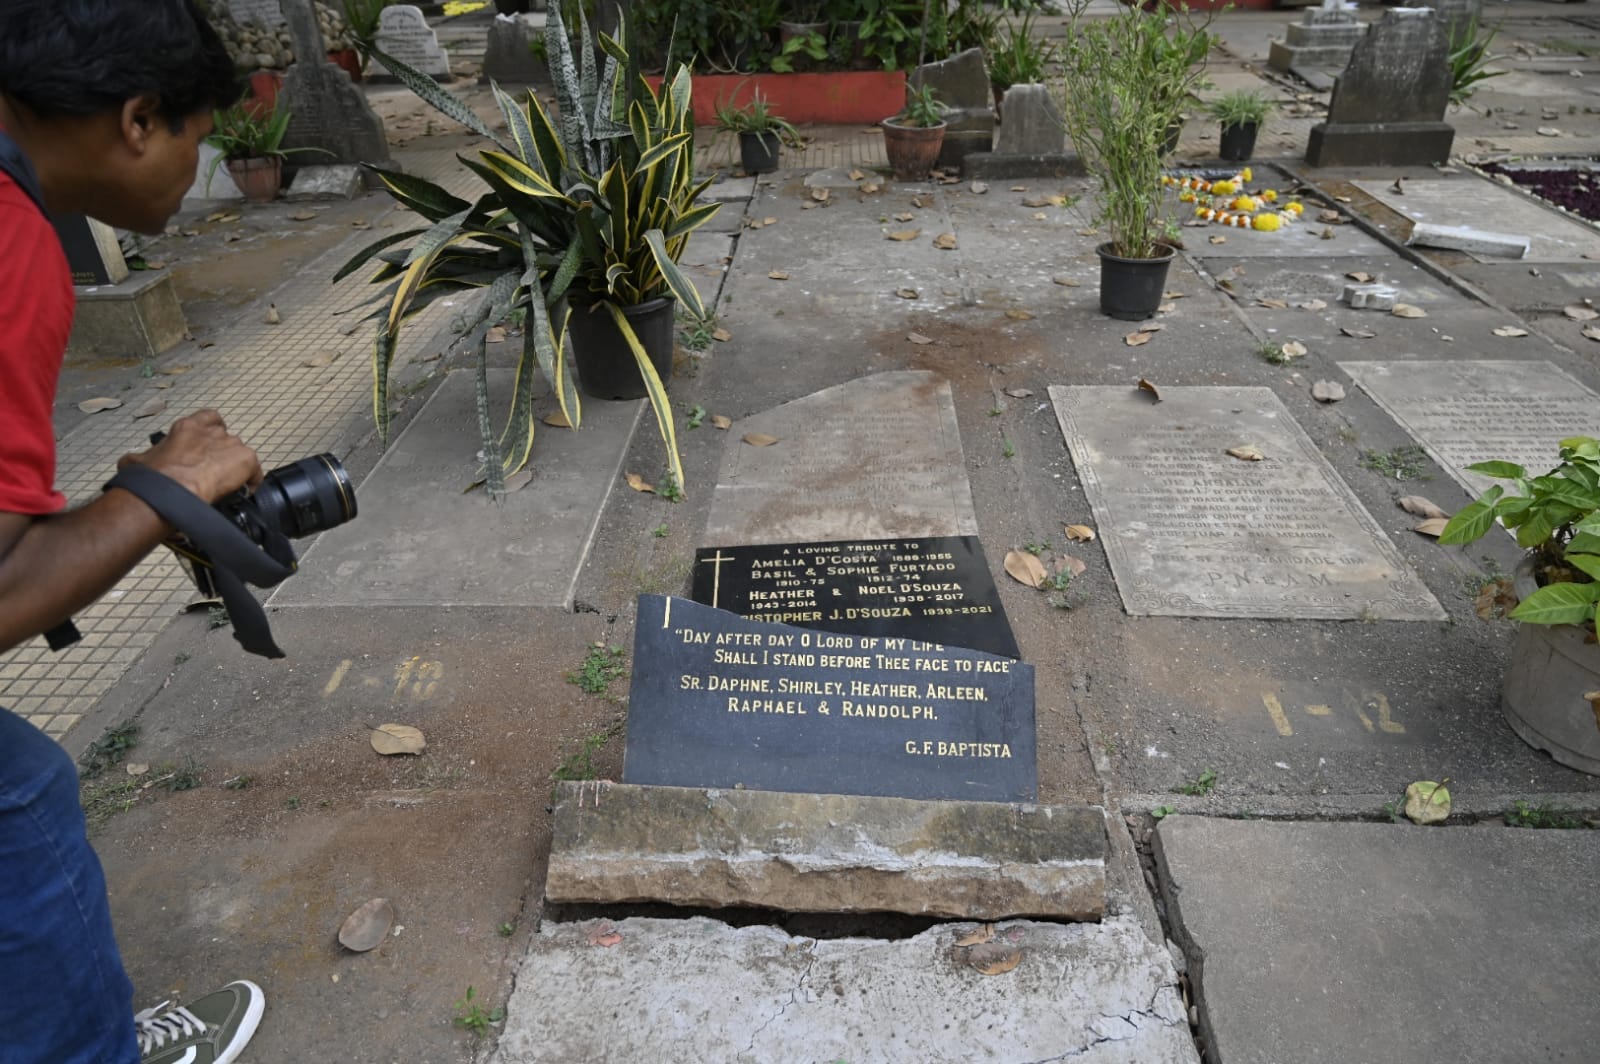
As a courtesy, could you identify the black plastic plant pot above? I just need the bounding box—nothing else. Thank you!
[567,296,677,400]
[739,130,781,175]
[1219,122,1259,163]
[1096,243,1176,321]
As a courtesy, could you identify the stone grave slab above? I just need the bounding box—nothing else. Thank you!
[271,369,639,609]
[544,782,1104,919]
[1353,178,1600,263]
[691,536,1019,659]
[1049,385,1444,620]
[704,371,979,547]
[50,214,128,286]
[1339,360,1600,499]
[622,596,1036,802]
[373,4,452,80]
[277,0,391,168]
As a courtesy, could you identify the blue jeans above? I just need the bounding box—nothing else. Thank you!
[0,707,137,1064]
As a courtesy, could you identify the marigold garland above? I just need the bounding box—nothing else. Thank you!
[1160,169,1304,233]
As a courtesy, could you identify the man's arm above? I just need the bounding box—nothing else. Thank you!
[0,410,261,654]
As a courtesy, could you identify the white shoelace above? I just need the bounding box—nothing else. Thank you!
[134,1001,207,1053]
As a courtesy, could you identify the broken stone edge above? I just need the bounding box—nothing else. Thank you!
[545,781,1108,922]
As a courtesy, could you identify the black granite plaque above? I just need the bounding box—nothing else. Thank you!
[623,595,1037,802]
[691,536,1020,659]
[49,213,120,286]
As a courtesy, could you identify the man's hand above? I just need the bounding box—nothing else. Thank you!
[118,409,262,503]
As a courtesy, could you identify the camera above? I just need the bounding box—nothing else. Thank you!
[174,453,357,599]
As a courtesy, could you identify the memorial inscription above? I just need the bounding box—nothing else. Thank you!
[229,0,285,26]
[1340,361,1600,498]
[373,5,452,79]
[622,596,1037,802]
[692,537,1019,659]
[1050,385,1444,620]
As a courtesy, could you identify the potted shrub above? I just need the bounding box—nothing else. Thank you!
[986,9,1057,116]
[1439,436,1600,775]
[715,91,800,174]
[1205,89,1274,163]
[342,0,391,78]
[882,83,947,182]
[203,100,326,203]
[1055,0,1215,320]
[343,6,717,496]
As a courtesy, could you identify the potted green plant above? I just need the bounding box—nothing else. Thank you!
[882,82,947,182]
[715,91,800,174]
[342,0,392,77]
[1204,89,1274,163]
[986,9,1057,116]
[1054,0,1215,320]
[340,6,718,496]
[1438,436,1600,774]
[203,100,326,203]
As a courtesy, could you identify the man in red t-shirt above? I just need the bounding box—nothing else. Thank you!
[2,3,272,1062]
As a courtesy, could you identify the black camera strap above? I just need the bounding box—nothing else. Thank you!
[101,466,299,659]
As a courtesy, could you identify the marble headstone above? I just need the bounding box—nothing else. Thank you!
[373,4,452,80]
[481,14,548,84]
[994,84,1064,157]
[1306,8,1454,167]
[277,0,391,167]
[910,48,994,170]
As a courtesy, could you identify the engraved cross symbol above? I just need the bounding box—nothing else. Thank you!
[704,550,735,609]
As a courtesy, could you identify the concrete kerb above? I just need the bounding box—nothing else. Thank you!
[1119,791,1600,821]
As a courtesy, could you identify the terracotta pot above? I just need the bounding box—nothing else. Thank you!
[1501,559,1600,774]
[226,156,283,204]
[881,119,946,182]
[327,48,362,82]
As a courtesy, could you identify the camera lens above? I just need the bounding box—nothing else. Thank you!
[252,454,357,539]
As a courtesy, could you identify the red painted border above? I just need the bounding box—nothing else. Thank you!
[648,71,908,126]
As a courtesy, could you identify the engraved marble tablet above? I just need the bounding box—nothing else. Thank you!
[1050,385,1444,620]
[624,596,1037,802]
[704,371,979,547]
[692,536,1020,658]
[373,4,451,78]
[1340,361,1600,499]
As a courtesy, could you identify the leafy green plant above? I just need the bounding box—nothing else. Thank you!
[894,82,947,129]
[342,0,396,74]
[203,100,327,190]
[987,10,1057,93]
[652,522,669,538]
[771,29,828,72]
[1504,800,1591,829]
[685,404,706,429]
[1449,16,1506,105]
[1054,0,1216,260]
[713,90,800,142]
[1359,445,1433,481]
[552,730,612,780]
[1438,436,1600,635]
[1150,804,1176,820]
[1178,768,1218,796]
[341,6,718,495]
[1204,88,1275,129]
[1256,341,1288,365]
[79,722,140,780]
[453,987,505,1036]
[567,645,628,694]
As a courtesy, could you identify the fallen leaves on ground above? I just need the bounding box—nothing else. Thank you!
[1227,445,1265,462]
[966,943,1024,976]
[1404,780,1451,824]
[370,724,426,756]
[1052,275,1080,287]
[1311,380,1345,403]
[1585,325,1600,343]
[887,229,920,241]
[1125,331,1152,347]
[1563,304,1598,321]
[586,922,623,948]
[848,169,865,181]
[1399,495,1446,519]
[810,188,830,203]
[1391,303,1427,319]
[1209,234,1227,245]
[288,210,317,221]
[894,212,915,222]
[1257,298,1288,309]
[338,898,396,953]
[1412,517,1450,537]
[1475,576,1518,620]
[970,181,989,194]
[543,412,572,428]
[1004,387,1033,399]
[132,398,167,420]
[895,287,920,300]
[1296,299,1328,311]
[1065,524,1096,542]
[1021,194,1064,208]
[954,924,995,948]
[486,326,508,343]
[933,233,958,250]
[1318,209,1344,224]
[1340,326,1376,339]
[911,193,933,208]
[712,327,733,342]
[263,303,281,324]
[1492,325,1528,338]
[1005,309,1035,321]
[1137,378,1162,402]
[78,397,124,413]
[768,270,790,281]
[1281,340,1308,358]
[1058,554,1087,578]
[907,332,934,345]
[1346,271,1374,283]
[710,415,732,430]
[625,472,655,493]
[742,432,780,447]
[302,351,339,368]
[1004,550,1048,589]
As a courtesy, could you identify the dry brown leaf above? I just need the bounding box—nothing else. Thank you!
[1318,209,1343,224]
[338,898,395,953]
[1492,325,1528,338]
[1282,340,1308,358]
[1584,324,1600,343]
[1020,195,1055,208]
[132,398,167,420]
[1164,291,1186,300]
[1031,212,1048,221]
[1076,228,1097,237]
[1209,234,1227,245]
[1475,577,1519,620]
[742,432,780,447]
[911,193,933,208]
[768,270,790,281]
[1004,550,1048,589]
[263,303,281,325]
[486,326,508,343]
[1584,691,1600,732]
[1124,331,1152,347]
[970,181,989,194]
[1297,299,1328,311]
[1137,378,1162,402]
[1412,517,1450,537]
[894,212,915,222]
[1010,185,1026,191]
[77,397,123,413]
[625,472,656,493]
[710,414,732,430]
[351,219,371,229]
[1157,302,1176,313]
[848,169,865,181]
[1320,227,1335,240]
[501,470,533,493]
[886,229,921,241]
[1052,275,1081,287]
[543,412,572,428]
[1399,495,1447,519]
[586,922,623,947]
[1065,524,1096,543]
[288,210,317,221]
[1256,298,1289,309]
[1340,326,1377,339]
[907,332,934,345]
[1138,323,1166,333]
[370,724,425,756]
[1563,304,1598,321]
[1311,380,1345,403]
[161,364,192,375]
[933,233,958,250]
[1059,554,1088,578]
[1227,445,1265,462]
[811,188,830,203]
[971,945,1023,976]
[895,287,920,300]
[151,379,175,390]
[861,182,882,194]
[303,351,339,368]
[762,216,778,226]
[954,924,996,948]
[1346,271,1374,283]
[1005,309,1035,321]
[1004,387,1033,399]
[1392,304,1428,319]
[711,327,733,342]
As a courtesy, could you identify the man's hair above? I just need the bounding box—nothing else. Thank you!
[0,0,241,127]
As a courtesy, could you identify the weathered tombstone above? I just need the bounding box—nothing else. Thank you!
[372,4,452,81]
[910,48,994,170]
[481,14,548,85]
[692,536,1019,658]
[285,164,363,200]
[994,84,1064,157]
[277,0,391,168]
[49,214,128,286]
[1268,0,1368,80]
[49,212,189,360]
[622,596,1037,802]
[1404,0,1482,41]
[1305,8,1454,167]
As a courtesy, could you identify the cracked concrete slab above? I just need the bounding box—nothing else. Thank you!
[492,915,1199,1064]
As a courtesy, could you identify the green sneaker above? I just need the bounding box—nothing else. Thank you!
[135,980,265,1064]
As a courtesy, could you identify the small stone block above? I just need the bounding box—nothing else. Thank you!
[66,270,188,362]
[544,781,1107,920]
[1406,222,1531,260]
[1305,121,1455,167]
[1342,283,1398,309]
[285,164,363,201]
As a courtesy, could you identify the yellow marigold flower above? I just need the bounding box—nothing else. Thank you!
[1239,167,1253,184]
[1253,213,1283,232]
[1210,180,1237,196]
[1285,201,1304,216]
[1261,189,1279,203]
[1231,195,1257,213]
[1179,191,1197,202]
